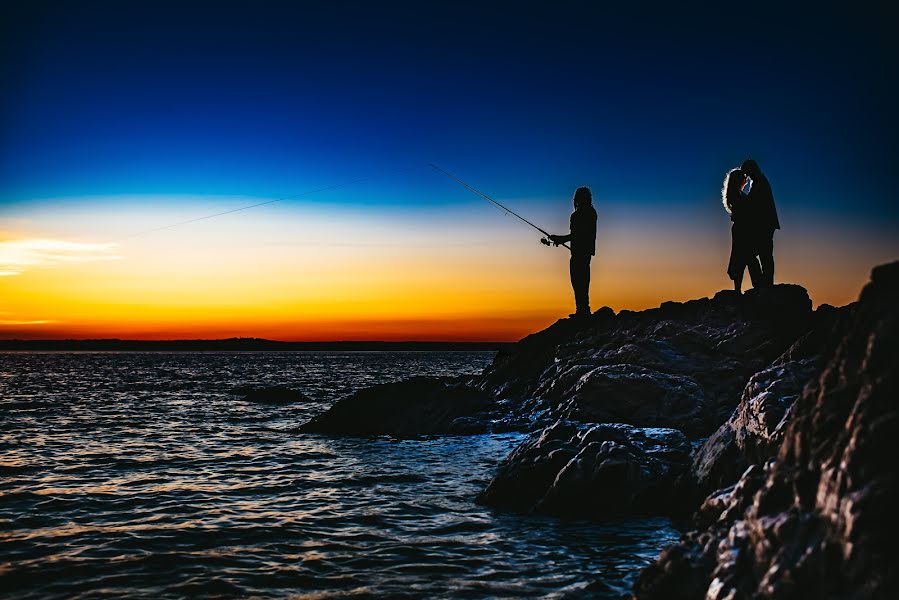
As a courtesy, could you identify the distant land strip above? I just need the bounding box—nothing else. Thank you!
[0,338,509,352]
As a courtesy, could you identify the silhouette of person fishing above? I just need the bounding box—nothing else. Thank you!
[741,159,779,286]
[549,187,597,317]
[723,168,762,293]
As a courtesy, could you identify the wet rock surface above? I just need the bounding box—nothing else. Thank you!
[477,421,691,517]
[298,376,496,437]
[634,262,899,599]
[690,353,818,497]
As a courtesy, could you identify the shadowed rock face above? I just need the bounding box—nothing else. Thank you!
[477,421,692,517]
[687,304,849,501]
[553,365,708,437]
[635,261,899,600]
[298,376,496,437]
[478,283,814,437]
[691,344,822,496]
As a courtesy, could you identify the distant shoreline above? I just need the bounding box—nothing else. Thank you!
[0,338,509,352]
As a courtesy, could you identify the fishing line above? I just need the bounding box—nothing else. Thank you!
[115,165,421,242]
[113,162,565,251]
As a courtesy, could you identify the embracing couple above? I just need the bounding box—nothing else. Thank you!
[722,159,780,293]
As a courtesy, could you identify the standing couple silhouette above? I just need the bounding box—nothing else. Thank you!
[722,159,780,293]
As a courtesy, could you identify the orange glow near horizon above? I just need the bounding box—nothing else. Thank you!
[1,195,896,342]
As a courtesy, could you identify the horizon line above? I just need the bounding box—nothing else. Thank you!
[0,337,511,348]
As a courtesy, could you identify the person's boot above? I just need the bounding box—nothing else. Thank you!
[569,307,591,319]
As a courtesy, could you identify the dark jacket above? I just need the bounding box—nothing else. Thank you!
[747,174,780,235]
[570,205,597,256]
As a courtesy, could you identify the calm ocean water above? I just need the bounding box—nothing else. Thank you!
[0,352,677,599]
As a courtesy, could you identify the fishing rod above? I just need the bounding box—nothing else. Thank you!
[427,163,570,250]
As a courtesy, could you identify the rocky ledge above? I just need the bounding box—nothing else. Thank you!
[301,283,817,439]
[478,283,815,438]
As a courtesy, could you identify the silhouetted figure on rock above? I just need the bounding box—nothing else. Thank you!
[741,158,779,286]
[723,168,762,293]
[549,187,597,317]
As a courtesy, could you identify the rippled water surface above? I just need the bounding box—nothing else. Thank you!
[1,352,678,598]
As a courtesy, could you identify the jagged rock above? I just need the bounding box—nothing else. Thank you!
[691,303,850,498]
[297,284,817,440]
[477,307,619,402]
[299,376,495,437]
[477,421,691,517]
[553,365,708,437]
[236,385,310,404]
[635,261,899,599]
[690,357,818,494]
[476,284,815,437]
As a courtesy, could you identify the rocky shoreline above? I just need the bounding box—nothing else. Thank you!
[298,261,898,599]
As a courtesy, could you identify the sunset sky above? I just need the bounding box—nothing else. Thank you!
[2,2,896,341]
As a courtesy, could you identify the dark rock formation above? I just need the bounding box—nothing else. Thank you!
[550,365,709,438]
[634,262,899,599]
[690,306,850,497]
[236,385,311,404]
[298,376,495,437]
[477,284,814,437]
[478,420,691,517]
[691,349,818,496]
[299,284,816,439]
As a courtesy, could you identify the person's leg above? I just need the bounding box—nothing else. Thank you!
[727,226,745,293]
[580,256,591,313]
[747,255,762,289]
[570,255,591,314]
[758,235,774,286]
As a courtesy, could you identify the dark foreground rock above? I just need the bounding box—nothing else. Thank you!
[688,319,844,497]
[478,421,691,517]
[691,327,825,499]
[634,262,899,600]
[236,385,311,404]
[298,376,497,437]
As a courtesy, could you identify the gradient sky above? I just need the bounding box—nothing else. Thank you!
[2,1,897,341]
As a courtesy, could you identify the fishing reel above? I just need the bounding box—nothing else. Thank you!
[541,237,558,247]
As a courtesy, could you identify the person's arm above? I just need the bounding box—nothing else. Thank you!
[550,212,577,245]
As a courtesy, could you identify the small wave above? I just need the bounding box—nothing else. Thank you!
[341,473,428,486]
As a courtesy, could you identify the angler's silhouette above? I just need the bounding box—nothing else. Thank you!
[723,168,762,293]
[549,187,597,317]
[741,159,779,286]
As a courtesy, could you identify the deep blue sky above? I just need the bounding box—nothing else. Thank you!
[2,1,898,224]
